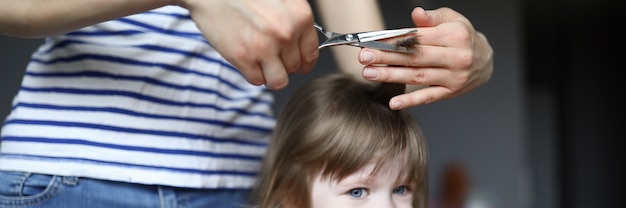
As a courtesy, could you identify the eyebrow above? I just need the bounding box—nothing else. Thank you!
[336,172,380,188]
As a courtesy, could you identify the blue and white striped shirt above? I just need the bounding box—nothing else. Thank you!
[0,6,275,189]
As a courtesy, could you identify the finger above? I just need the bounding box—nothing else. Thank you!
[411,26,464,47]
[411,7,474,47]
[412,7,465,27]
[260,56,290,90]
[362,65,454,87]
[388,86,452,109]
[359,45,460,68]
[226,59,266,86]
[410,7,433,27]
[280,38,302,75]
[297,26,319,74]
[284,0,318,74]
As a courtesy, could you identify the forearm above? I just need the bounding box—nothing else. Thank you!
[315,0,385,78]
[0,0,175,38]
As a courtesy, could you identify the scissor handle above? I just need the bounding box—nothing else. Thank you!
[314,22,333,38]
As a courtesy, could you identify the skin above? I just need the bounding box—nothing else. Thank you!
[0,0,493,109]
[0,0,176,37]
[315,0,385,80]
[357,7,494,109]
[311,159,414,208]
[180,0,319,90]
[0,0,318,90]
[315,3,493,109]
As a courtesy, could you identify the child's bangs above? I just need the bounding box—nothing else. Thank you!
[316,103,426,184]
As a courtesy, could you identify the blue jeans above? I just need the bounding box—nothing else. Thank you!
[0,171,251,208]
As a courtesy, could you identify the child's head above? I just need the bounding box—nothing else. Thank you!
[252,73,428,208]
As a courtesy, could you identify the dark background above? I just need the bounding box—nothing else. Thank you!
[0,0,621,207]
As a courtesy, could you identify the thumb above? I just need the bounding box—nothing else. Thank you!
[411,7,462,27]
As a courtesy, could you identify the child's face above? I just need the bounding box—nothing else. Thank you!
[310,159,413,208]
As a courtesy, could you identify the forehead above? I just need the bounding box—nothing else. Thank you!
[325,158,409,185]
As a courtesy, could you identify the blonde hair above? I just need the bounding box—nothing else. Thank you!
[251,73,428,208]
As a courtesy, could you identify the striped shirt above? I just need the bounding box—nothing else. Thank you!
[0,6,275,189]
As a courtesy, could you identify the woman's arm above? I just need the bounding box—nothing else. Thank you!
[0,0,174,38]
[315,0,385,79]
[0,0,320,90]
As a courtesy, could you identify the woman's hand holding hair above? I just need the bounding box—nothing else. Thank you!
[358,7,494,110]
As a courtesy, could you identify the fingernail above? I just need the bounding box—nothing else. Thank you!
[363,67,379,79]
[416,7,425,13]
[360,51,375,64]
[390,100,403,109]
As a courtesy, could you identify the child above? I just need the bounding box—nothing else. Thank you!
[250,72,429,208]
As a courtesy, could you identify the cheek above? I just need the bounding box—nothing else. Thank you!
[312,192,355,208]
[310,176,355,208]
[310,178,333,208]
[310,190,327,208]
[311,196,344,208]
[394,194,414,208]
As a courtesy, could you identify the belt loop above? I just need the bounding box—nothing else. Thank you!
[62,176,79,186]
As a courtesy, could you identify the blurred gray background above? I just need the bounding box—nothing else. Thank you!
[0,0,620,207]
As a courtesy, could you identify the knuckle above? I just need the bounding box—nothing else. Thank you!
[449,22,472,42]
[289,1,313,22]
[408,52,424,66]
[412,69,426,84]
[376,67,390,80]
[294,7,313,22]
[250,38,273,52]
[455,68,469,80]
[275,29,294,43]
[261,21,293,43]
[423,94,434,104]
[459,22,473,36]
[450,73,470,91]
[455,49,474,69]
[229,47,249,61]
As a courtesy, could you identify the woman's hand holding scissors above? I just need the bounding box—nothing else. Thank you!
[181,0,320,90]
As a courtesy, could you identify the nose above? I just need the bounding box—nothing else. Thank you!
[368,196,398,208]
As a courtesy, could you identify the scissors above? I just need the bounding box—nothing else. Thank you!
[314,22,417,53]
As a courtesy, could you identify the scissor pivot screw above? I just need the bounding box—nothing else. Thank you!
[345,34,354,41]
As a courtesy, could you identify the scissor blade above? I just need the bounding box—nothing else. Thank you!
[352,41,417,53]
[356,28,417,42]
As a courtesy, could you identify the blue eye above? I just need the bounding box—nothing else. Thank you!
[393,186,408,194]
[348,188,366,198]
